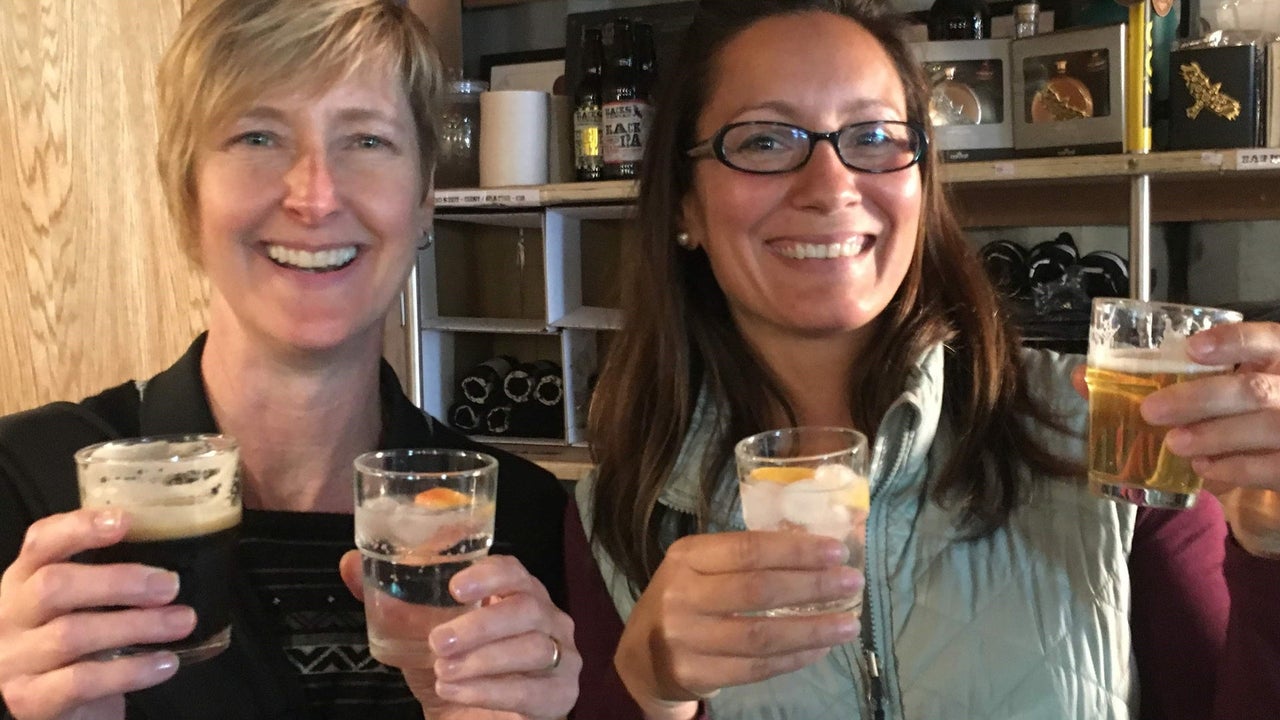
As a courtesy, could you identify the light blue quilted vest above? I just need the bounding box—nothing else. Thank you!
[578,345,1138,719]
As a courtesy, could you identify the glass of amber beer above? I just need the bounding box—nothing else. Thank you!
[75,435,241,663]
[1086,298,1242,509]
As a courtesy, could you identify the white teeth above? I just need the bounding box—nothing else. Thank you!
[265,244,358,271]
[776,238,868,260]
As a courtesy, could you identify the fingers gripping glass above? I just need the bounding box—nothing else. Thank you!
[686,120,927,174]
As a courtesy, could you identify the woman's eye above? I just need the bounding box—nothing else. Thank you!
[354,134,390,150]
[853,130,890,146]
[234,131,274,147]
[736,133,788,153]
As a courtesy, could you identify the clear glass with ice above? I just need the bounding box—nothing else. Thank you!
[353,449,497,668]
[734,427,870,617]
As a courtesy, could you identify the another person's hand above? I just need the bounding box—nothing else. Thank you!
[340,552,579,719]
[612,531,861,720]
[0,509,194,720]
[1138,321,1280,494]
[1069,321,1280,494]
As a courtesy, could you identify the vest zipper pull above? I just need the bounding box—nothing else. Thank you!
[864,647,885,720]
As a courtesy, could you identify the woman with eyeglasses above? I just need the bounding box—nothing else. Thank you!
[567,0,1280,718]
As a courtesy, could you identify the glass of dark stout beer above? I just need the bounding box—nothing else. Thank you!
[75,435,241,664]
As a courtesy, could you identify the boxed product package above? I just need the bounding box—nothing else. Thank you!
[1011,24,1127,157]
[1167,37,1267,150]
[914,39,1014,161]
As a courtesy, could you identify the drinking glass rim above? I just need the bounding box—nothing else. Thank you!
[74,434,237,465]
[1091,296,1245,321]
[734,426,868,467]
[354,447,498,480]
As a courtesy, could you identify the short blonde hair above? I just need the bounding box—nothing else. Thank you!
[156,0,443,262]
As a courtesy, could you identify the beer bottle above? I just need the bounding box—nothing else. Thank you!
[573,27,604,182]
[634,22,657,105]
[601,19,652,180]
[926,0,991,40]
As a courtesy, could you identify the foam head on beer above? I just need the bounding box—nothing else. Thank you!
[78,436,241,541]
[74,434,242,663]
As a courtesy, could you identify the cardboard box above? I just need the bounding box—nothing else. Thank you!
[1270,41,1280,148]
[1168,43,1266,150]
[914,39,1014,162]
[1012,24,1127,157]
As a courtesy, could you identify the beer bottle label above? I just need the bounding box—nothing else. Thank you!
[573,104,602,170]
[602,100,652,164]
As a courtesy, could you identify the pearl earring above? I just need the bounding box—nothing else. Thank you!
[676,231,694,249]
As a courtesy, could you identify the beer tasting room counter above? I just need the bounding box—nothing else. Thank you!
[405,150,1280,480]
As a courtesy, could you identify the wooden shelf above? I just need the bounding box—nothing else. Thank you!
[433,150,1280,227]
[421,317,551,334]
[490,441,595,481]
[462,0,550,9]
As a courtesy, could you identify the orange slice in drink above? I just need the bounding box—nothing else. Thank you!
[414,487,471,510]
[840,482,871,511]
[747,466,816,485]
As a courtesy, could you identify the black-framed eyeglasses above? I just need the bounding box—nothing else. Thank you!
[685,120,927,175]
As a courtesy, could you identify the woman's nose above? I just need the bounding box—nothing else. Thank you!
[788,138,863,213]
[282,148,340,223]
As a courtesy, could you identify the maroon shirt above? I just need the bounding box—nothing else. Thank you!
[566,496,1280,719]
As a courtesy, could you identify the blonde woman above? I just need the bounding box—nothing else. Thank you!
[0,1,578,718]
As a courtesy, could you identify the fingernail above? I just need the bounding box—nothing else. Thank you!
[94,508,124,532]
[1192,456,1213,477]
[450,580,480,603]
[435,658,461,680]
[435,680,459,699]
[1189,332,1216,357]
[150,652,179,676]
[838,568,864,592]
[164,606,196,632]
[1164,428,1190,454]
[825,541,850,564]
[835,616,860,638]
[145,570,180,600]
[429,627,457,655]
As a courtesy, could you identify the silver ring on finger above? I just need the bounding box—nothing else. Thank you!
[542,634,562,673]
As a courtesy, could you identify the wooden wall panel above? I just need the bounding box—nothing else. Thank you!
[0,0,209,415]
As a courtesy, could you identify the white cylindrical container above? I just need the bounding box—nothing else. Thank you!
[479,90,549,187]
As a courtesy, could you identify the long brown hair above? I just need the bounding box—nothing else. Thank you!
[588,0,1074,593]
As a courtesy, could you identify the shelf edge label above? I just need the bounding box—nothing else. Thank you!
[435,188,541,207]
[1235,149,1280,171]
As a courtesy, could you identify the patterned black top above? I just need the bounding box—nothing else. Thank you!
[0,334,568,720]
[238,510,418,716]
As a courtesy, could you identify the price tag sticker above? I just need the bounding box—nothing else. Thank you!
[434,188,540,207]
[993,162,1016,177]
[1235,149,1280,171]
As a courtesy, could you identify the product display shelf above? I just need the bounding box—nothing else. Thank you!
[418,150,1280,463]
[421,200,628,451]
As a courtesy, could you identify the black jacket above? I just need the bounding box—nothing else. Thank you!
[0,335,567,719]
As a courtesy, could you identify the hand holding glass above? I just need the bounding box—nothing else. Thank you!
[735,427,870,617]
[75,434,241,664]
[1086,298,1243,509]
[354,449,497,668]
